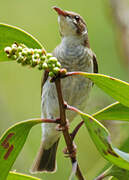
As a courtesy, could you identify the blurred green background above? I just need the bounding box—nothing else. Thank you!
[0,0,129,179]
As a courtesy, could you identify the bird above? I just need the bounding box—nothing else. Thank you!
[31,6,98,173]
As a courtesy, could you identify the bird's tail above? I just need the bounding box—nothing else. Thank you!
[31,139,59,173]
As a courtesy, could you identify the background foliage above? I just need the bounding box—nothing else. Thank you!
[0,0,129,179]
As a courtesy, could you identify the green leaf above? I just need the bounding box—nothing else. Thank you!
[79,112,129,170]
[107,166,129,180]
[93,102,129,179]
[93,102,129,121]
[76,72,129,108]
[108,178,118,180]
[0,118,43,180]
[96,136,129,180]
[7,171,41,180]
[95,165,129,180]
[0,23,43,62]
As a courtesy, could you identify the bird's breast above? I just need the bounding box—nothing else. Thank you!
[52,45,94,121]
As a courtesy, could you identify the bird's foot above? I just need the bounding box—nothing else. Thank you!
[56,119,69,131]
[63,143,77,158]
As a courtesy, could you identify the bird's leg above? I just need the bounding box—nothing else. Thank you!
[63,142,77,158]
[56,119,69,131]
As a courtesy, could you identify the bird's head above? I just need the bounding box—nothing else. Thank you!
[53,7,88,38]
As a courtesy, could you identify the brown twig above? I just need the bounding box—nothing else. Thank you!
[60,71,85,79]
[65,104,84,140]
[94,170,109,180]
[41,118,60,123]
[66,104,82,114]
[55,78,85,180]
[70,121,84,141]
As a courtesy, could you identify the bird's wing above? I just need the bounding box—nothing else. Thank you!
[41,70,49,95]
[84,38,98,73]
[93,53,98,73]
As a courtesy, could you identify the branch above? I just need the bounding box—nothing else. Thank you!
[55,79,85,180]
[41,118,60,123]
[70,121,84,141]
[66,104,84,140]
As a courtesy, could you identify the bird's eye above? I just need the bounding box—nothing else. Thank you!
[74,15,80,21]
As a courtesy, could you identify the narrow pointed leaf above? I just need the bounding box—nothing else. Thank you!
[96,136,129,180]
[107,165,129,180]
[95,165,129,180]
[79,111,129,170]
[0,23,42,62]
[73,72,129,107]
[93,102,129,121]
[0,118,43,180]
[7,171,41,180]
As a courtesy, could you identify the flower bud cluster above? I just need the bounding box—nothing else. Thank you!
[4,43,61,77]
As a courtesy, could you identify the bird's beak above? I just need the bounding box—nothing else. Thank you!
[53,7,68,17]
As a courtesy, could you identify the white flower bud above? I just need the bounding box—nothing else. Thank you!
[49,57,57,63]
[17,46,23,52]
[49,72,55,77]
[4,47,12,54]
[33,53,40,59]
[22,49,28,56]
[53,67,60,73]
[56,62,61,68]
[42,62,48,69]
[47,53,52,59]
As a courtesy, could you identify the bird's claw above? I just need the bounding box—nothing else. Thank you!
[56,119,69,131]
[63,143,77,158]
